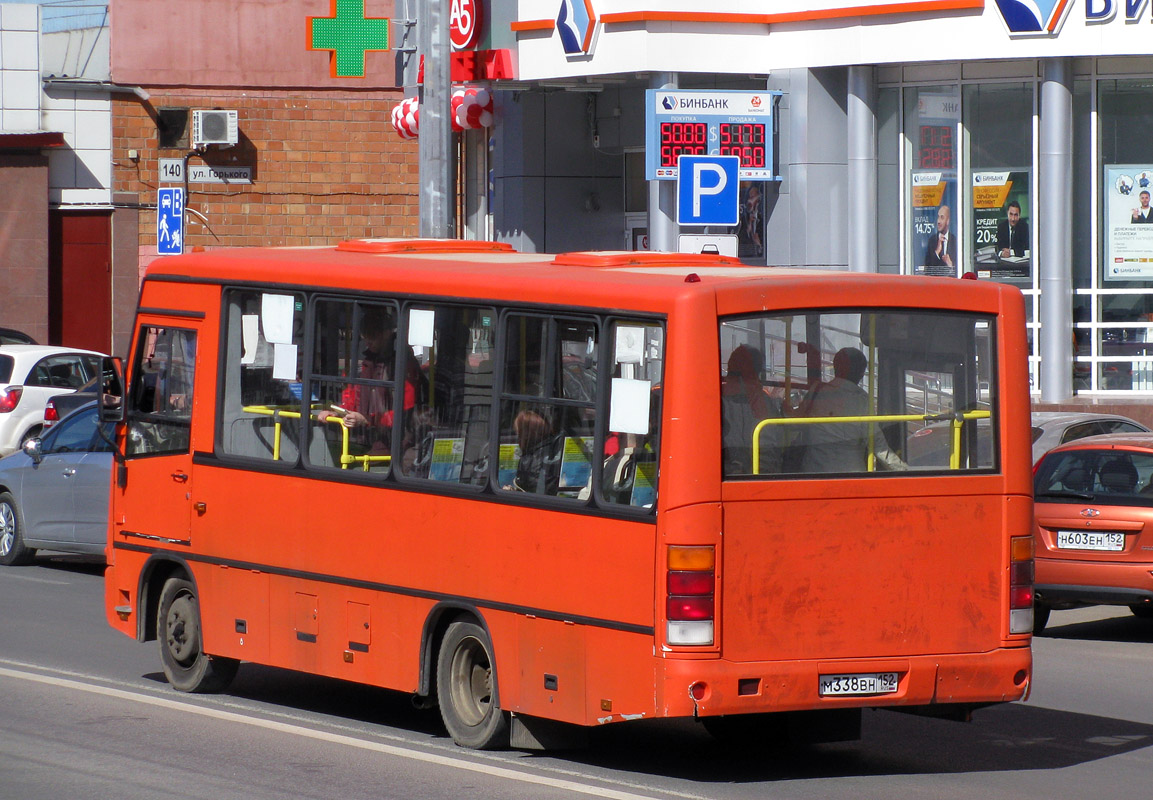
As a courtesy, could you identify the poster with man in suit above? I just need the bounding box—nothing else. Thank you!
[972,170,1031,285]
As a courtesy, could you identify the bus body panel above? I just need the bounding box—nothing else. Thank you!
[720,491,1017,661]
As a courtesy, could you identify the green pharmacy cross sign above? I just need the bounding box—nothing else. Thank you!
[308,0,390,78]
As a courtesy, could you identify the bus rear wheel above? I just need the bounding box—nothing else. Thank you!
[157,577,238,693]
[436,620,509,749]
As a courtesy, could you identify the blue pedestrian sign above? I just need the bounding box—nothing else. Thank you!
[157,187,184,256]
[676,155,739,226]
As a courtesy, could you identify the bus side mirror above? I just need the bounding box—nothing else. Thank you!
[99,356,125,423]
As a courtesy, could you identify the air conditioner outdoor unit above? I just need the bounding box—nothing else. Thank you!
[192,109,239,147]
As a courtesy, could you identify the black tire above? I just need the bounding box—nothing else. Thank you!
[18,426,41,448]
[1033,604,1051,634]
[157,577,238,693]
[436,620,509,749]
[1129,603,1153,620]
[0,491,36,566]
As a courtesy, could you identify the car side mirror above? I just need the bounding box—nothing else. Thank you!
[22,437,43,464]
[99,356,125,423]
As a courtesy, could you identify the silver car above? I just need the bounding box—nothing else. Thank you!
[1031,411,1150,463]
[0,401,112,565]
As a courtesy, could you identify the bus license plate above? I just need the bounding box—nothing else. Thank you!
[818,672,899,696]
[1056,530,1125,552]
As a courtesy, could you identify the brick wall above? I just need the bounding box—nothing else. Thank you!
[112,88,419,272]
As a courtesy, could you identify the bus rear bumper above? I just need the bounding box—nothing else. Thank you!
[657,646,1032,719]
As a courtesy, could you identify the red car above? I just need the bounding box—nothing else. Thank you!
[1032,433,1153,632]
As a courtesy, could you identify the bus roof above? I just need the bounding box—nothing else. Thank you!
[142,240,1019,315]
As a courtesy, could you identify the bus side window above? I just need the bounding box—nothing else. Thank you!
[399,304,495,485]
[600,322,663,508]
[307,299,398,475]
[218,289,306,464]
[498,315,597,500]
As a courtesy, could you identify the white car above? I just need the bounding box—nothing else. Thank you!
[0,345,106,456]
[1031,411,1150,463]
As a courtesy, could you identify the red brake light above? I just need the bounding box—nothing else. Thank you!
[0,386,22,413]
[44,402,59,422]
[667,595,714,620]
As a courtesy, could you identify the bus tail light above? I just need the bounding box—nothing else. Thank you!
[0,386,22,413]
[1009,535,1034,634]
[667,546,715,646]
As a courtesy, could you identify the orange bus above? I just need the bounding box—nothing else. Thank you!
[103,239,1033,750]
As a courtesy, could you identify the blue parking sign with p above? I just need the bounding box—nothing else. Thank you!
[157,187,184,256]
[676,155,739,226]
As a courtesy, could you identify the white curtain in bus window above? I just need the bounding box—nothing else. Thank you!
[218,289,306,465]
[719,310,996,479]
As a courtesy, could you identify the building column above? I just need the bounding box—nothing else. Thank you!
[848,66,878,273]
[1039,58,1074,402]
[648,73,678,253]
[418,0,453,238]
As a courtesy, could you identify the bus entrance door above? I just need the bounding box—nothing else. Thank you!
[117,322,200,548]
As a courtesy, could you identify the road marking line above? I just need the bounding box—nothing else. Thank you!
[0,665,671,800]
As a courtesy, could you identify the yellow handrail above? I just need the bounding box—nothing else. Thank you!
[751,410,991,474]
[241,405,392,471]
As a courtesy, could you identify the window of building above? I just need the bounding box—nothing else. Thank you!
[157,108,189,150]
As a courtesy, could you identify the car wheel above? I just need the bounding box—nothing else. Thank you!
[0,491,36,566]
[436,620,509,749]
[1033,604,1051,634]
[1129,603,1153,620]
[157,576,239,693]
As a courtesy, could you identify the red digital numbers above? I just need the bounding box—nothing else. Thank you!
[918,125,955,169]
[718,123,766,168]
[660,122,708,166]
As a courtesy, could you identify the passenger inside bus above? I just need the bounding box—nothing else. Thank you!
[796,347,906,474]
[317,308,420,456]
[507,408,560,494]
[721,345,783,474]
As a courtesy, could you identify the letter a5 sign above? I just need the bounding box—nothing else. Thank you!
[676,155,739,226]
[451,0,483,49]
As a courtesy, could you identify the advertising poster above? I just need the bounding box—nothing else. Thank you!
[1104,165,1153,281]
[730,181,766,259]
[972,169,1031,284]
[912,173,958,277]
[910,93,959,277]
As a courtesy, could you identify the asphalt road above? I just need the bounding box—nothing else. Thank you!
[2,554,1152,800]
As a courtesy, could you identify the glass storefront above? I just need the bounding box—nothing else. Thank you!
[883,60,1153,396]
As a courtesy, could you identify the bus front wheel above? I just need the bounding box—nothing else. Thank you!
[157,577,238,693]
[436,620,509,749]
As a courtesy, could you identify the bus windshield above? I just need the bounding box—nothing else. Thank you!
[720,308,996,477]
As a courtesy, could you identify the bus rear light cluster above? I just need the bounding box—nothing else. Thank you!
[1009,535,1034,634]
[0,386,22,413]
[667,545,715,646]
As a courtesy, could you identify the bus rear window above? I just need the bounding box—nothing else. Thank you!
[720,309,996,478]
